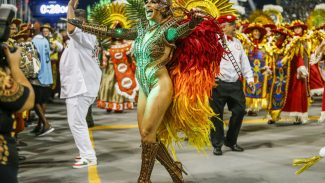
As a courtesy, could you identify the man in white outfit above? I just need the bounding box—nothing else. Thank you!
[60,0,102,168]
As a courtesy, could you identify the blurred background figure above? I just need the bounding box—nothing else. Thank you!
[30,23,55,136]
[91,2,138,113]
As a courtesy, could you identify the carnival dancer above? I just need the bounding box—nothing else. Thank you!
[267,26,292,124]
[308,7,325,96]
[60,2,102,168]
[280,20,310,124]
[210,14,254,156]
[247,10,276,50]
[68,0,234,181]
[98,39,137,112]
[311,37,325,122]
[243,23,272,116]
[91,2,138,113]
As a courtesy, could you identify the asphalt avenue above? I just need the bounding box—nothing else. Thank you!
[18,97,325,183]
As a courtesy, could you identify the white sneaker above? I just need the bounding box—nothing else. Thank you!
[37,126,55,137]
[72,158,97,169]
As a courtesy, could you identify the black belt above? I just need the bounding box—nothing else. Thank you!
[216,79,241,84]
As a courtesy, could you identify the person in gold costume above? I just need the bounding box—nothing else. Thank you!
[280,20,309,124]
[243,23,272,116]
[267,26,292,124]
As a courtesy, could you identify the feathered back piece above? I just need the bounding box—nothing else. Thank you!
[157,0,231,155]
[89,2,111,26]
[89,1,133,28]
[172,0,236,18]
[125,0,146,22]
[158,17,225,154]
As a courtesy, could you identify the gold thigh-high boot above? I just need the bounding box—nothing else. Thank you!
[138,141,159,183]
[156,142,188,183]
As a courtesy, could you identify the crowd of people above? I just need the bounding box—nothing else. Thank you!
[1,0,325,182]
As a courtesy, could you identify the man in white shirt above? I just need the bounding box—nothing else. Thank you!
[60,0,101,168]
[210,15,255,156]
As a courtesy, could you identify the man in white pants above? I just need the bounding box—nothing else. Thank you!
[60,0,102,168]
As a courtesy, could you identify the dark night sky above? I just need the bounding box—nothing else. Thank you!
[78,0,99,9]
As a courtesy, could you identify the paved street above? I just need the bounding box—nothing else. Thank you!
[18,97,325,183]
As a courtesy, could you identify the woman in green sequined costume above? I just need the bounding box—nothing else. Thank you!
[131,1,202,182]
[69,0,205,182]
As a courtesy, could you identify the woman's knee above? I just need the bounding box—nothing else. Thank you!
[140,127,156,141]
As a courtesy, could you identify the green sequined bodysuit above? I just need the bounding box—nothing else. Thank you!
[133,18,182,96]
[71,16,196,96]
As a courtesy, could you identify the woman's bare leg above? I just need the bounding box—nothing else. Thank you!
[139,70,173,143]
[137,70,173,182]
[137,88,147,131]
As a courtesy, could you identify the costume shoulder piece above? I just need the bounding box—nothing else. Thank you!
[281,36,304,65]
[235,32,253,48]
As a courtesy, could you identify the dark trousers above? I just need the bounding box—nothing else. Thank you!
[210,80,246,148]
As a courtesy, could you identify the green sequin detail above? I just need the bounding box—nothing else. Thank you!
[166,28,178,42]
[133,18,181,96]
